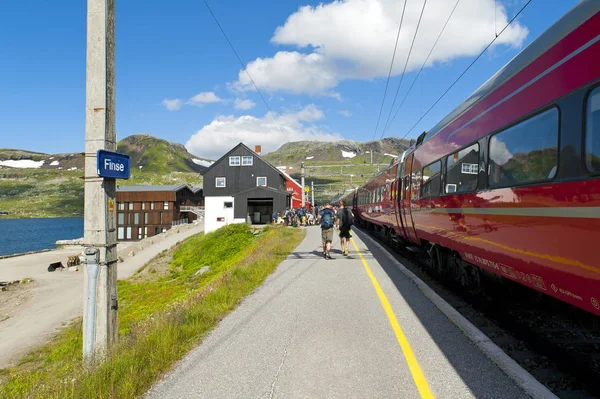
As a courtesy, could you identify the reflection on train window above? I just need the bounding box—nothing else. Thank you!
[489,108,559,188]
[585,86,600,173]
[446,143,479,193]
[421,161,441,197]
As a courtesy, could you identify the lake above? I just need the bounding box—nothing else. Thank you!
[0,218,84,256]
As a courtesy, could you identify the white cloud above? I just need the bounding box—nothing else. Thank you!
[232,0,528,95]
[162,98,183,111]
[187,92,224,107]
[232,51,340,98]
[339,110,352,117]
[185,104,341,159]
[234,98,256,110]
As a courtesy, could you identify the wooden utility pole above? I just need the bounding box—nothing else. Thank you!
[83,0,118,363]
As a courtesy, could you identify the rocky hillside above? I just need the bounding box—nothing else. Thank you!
[264,137,412,167]
[0,134,211,174]
[116,134,211,174]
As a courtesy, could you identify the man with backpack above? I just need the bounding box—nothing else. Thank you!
[336,200,354,256]
[317,201,336,259]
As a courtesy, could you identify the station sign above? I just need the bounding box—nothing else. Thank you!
[97,150,130,179]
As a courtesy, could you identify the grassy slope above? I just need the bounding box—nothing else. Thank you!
[0,169,203,218]
[0,224,304,398]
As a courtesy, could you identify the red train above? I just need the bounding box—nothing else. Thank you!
[346,0,600,317]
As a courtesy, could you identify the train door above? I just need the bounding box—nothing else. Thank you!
[395,159,407,238]
[401,153,419,244]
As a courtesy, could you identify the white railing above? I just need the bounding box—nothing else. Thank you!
[180,206,205,219]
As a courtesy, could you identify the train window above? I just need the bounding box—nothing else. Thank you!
[446,143,479,193]
[585,86,600,173]
[488,108,559,188]
[421,161,442,197]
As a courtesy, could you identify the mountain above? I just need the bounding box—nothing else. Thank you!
[116,134,210,174]
[0,134,212,173]
[263,137,412,168]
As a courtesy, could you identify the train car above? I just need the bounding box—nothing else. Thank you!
[355,0,600,317]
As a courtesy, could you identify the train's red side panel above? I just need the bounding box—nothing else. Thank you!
[351,1,600,316]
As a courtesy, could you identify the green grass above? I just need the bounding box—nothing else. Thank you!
[0,169,202,218]
[0,224,304,398]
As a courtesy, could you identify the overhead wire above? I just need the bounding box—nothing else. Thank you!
[371,0,409,141]
[381,0,460,136]
[202,0,287,135]
[380,0,428,138]
[398,0,533,141]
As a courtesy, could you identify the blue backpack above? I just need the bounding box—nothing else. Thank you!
[320,209,334,229]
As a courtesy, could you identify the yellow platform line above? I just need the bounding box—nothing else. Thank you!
[351,238,435,399]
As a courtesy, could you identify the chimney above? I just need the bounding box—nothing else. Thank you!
[255,145,262,155]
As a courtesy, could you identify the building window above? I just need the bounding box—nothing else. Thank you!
[128,202,134,210]
[118,213,125,224]
[141,202,146,210]
[585,86,600,173]
[144,227,148,238]
[216,177,226,188]
[242,156,253,166]
[229,156,240,166]
[134,213,140,225]
[489,108,559,188]
[160,212,164,224]
[138,229,142,240]
[118,202,125,210]
[446,143,479,193]
[162,228,167,233]
[257,176,267,186]
[150,202,155,210]
[144,212,148,224]
[117,227,124,240]
[126,227,132,240]
[164,201,169,210]
[224,201,233,208]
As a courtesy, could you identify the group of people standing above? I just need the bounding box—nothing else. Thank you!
[317,200,354,260]
[273,206,315,226]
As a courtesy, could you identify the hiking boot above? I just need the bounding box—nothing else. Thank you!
[326,253,333,260]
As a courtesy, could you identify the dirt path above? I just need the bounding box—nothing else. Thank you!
[0,222,204,368]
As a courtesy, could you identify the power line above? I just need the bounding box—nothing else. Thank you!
[372,0,409,141]
[400,0,532,141]
[203,0,286,135]
[380,0,428,139]
[381,0,460,135]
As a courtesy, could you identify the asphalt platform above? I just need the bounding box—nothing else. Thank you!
[147,226,541,399]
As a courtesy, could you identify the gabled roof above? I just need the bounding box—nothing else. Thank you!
[279,169,302,189]
[201,142,285,179]
[117,185,188,192]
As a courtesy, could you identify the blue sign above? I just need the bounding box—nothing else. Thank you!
[97,150,130,179]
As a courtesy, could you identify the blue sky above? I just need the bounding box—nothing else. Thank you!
[0,0,578,159]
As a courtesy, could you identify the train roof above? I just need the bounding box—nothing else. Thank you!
[422,0,600,145]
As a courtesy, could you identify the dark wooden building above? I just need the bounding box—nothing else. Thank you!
[202,143,290,233]
[115,185,204,241]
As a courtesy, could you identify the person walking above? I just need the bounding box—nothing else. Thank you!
[318,202,336,259]
[336,200,354,256]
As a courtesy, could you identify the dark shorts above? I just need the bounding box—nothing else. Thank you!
[339,226,352,239]
[321,227,334,243]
